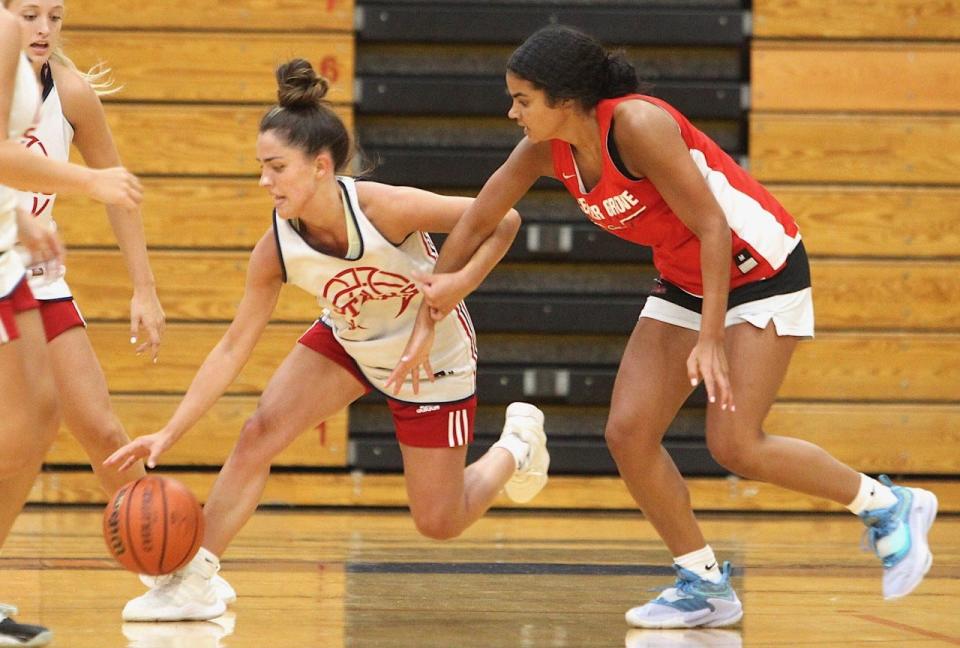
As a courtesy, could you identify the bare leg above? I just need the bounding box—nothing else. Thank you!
[705,322,860,504]
[48,327,145,495]
[201,346,364,556]
[604,318,705,556]
[401,442,515,540]
[0,310,59,546]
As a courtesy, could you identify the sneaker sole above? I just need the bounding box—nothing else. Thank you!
[884,488,938,600]
[626,599,743,629]
[122,601,227,623]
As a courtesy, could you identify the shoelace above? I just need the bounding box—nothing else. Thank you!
[860,514,900,567]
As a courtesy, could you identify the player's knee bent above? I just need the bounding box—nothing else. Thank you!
[410,510,464,541]
[232,412,284,469]
[604,416,660,463]
[706,435,762,478]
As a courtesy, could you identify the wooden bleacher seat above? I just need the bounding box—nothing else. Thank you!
[753,42,960,112]
[750,113,960,184]
[70,105,352,176]
[48,396,347,468]
[753,0,960,39]
[66,0,354,32]
[66,31,354,104]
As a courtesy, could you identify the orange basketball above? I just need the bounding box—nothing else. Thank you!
[103,475,204,576]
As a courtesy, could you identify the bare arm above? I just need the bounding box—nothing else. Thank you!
[59,65,165,356]
[360,182,522,312]
[105,230,283,469]
[615,101,734,409]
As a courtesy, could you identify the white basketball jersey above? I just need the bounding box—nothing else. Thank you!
[16,67,73,299]
[0,54,40,297]
[274,176,478,403]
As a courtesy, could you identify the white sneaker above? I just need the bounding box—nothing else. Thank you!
[123,550,227,622]
[496,402,549,503]
[626,563,742,629]
[0,604,52,647]
[140,573,237,604]
[860,475,939,599]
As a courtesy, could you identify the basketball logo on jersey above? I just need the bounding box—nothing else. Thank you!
[576,190,646,231]
[20,130,54,217]
[322,266,418,330]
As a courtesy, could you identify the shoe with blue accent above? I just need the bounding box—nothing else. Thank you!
[625,562,742,629]
[860,475,938,600]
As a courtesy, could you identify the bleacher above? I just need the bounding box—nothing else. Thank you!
[36,0,960,511]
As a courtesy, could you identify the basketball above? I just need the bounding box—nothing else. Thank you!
[103,475,205,576]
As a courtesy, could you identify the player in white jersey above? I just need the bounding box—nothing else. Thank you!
[0,6,142,644]
[6,0,166,496]
[104,58,549,623]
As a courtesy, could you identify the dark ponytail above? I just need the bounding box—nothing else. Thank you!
[259,58,352,171]
[507,25,640,110]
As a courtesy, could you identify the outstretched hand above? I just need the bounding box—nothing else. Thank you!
[104,431,174,472]
[687,338,735,412]
[385,308,437,395]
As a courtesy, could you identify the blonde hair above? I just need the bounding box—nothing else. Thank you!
[1,0,120,95]
[52,47,120,96]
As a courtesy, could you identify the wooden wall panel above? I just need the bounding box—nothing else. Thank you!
[766,403,960,474]
[30,472,960,512]
[753,43,960,112]
[79,324,960,401]
[65,32,354,104]
[57,179,271,248]
[48,396,347,467]
[750,114,960,184]
[753,0,960,39]
[62,251,960,330]
[70,105,353,176]
[769,186,960,258]
[65,0,355,32]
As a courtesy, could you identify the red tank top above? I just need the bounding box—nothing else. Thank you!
[550,94,801,295]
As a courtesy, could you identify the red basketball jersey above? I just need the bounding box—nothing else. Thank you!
[550,94,801,295]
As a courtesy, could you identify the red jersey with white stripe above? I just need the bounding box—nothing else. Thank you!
[274,176,478,404]
[550,94,801,295]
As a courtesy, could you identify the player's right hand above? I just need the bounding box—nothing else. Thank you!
[104,431,174,472]
[88,166,143,209]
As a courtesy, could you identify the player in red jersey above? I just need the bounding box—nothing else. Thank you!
[390,25,938,627]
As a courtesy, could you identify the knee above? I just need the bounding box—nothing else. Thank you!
[604,415,657,462]
[231,413,278,468]
[706,433,760,478]
[410,511,463,541]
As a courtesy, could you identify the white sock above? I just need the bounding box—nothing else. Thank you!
[491,435,529,471]
[673,545,723,584]
[846,474,898,515]
[190,546,221,578]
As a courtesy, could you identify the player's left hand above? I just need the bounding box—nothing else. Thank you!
[385,306,437,395]
[687,337,735,412]
[130,288,165,362]
[16,208,65,272]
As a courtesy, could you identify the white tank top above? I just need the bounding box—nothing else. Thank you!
[0,53,41,297]
[274,176,478,403]
[16,68,74,299]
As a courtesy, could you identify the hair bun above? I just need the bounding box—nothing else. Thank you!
[276,58,329,110]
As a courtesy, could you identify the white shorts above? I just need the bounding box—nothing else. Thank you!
[640,287,815,338]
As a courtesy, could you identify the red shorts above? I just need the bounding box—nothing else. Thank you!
[38,298,86,342]
[0,277,39,344]
[298,320,476,448]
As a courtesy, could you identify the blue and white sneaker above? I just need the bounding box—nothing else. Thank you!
[860,475,938,600]
[625,562,742,629]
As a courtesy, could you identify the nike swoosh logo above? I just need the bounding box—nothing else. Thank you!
[561,172,577,179]
[705,562,717,571]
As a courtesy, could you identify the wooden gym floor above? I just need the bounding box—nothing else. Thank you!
[1,507,958,647]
